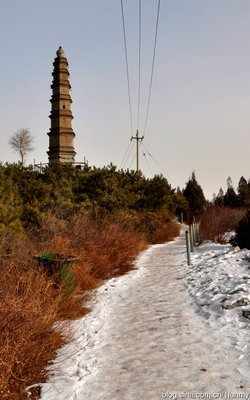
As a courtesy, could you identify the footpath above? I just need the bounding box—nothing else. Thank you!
[40,229,250,400]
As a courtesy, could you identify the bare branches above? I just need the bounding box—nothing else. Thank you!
[9,128,34,165]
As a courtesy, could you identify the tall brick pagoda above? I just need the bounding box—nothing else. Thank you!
[47,46,76,164]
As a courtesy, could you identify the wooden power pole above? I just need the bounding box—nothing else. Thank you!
[131,130,144,172]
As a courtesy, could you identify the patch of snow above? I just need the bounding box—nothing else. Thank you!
[186,240,250,374]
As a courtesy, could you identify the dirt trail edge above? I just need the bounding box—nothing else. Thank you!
[40,229,250,400]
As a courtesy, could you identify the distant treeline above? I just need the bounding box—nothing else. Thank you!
[212,176,250,209]
[2,162,250,235]
[0,162,190,236]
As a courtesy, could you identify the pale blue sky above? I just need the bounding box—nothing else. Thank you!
[1,0,250,198]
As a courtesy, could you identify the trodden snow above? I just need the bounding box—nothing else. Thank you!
[39,227,250,400]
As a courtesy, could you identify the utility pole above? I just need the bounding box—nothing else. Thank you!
[131,130,144,172]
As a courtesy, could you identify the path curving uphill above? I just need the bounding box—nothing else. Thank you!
[40,229,250,400]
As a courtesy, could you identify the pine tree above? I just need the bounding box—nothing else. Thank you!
[183,171,206,219]
[223,177,239,208]
[213,188,224,207]
[237,176,250,208]
[233,211,250,249]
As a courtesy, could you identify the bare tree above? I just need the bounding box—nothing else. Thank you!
[9,128,34,165]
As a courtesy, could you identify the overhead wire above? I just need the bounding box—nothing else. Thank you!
[128,151,137,170]
[120,0,162,175]
[120,138,133,169]
[142,0,161,136]
[137,0,141,131]
[121,0,134,135]
[141,143,177,187]
[141,146,154,176]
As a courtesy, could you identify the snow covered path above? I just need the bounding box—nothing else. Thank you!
[40,230,250,400]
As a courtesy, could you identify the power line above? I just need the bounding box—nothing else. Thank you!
[141,143,177,186]
[121,0,134,135]
[120,0,161,174]
[120,138,133,169]
[141,146,154,176]
[137,0,141,131]
[128,151,137,170]
[142,0,161,136]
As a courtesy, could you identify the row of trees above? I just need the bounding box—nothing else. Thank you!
[183,173,250,216]
[0,162,194,234]
[7,128,250,217]
[6,128,209,223]
[0,164,213,236]
[212,176,250,209]
[179,173,250,250]
[9,130,250,231]
[13,128,250,234]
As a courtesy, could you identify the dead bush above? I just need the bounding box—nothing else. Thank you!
[69,215,147,279]
[199,206,246,243]
[153,220,180,244]
[0,259,68,400]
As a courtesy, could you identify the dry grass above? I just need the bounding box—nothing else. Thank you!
[0,259,66,400]
[0,212,180,399]
[73,221,146,279]
[152,220,180,244]
[199,206,246,243]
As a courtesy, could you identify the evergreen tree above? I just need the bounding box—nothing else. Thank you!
[183,171,206,219]
[174,188,189,221]
[223,177,239,208]
[232,211,250,249]
[135,174,174,212]
[237,176,250,208]
[0,165,23,233]
[213,188,224,207]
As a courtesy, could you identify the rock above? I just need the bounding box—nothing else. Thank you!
[233,246,240,252]
[222,298,250,310]
[229,288,244,295]
[242,309,250,319]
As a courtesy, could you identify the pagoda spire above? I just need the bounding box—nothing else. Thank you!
[47,46,76,164]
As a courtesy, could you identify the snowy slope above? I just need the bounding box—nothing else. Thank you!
[187,241,250,379]
[37,230,250,400]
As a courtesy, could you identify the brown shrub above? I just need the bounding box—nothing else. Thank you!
[199,206,246,243]
[69,215,147,279]
[153,220,180,244]
[108,209,175,243]
[0,259,67,400]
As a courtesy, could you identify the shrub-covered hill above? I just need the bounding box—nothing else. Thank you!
[0,162,187,235]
